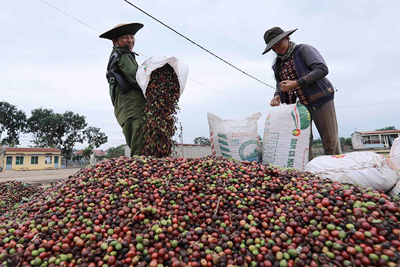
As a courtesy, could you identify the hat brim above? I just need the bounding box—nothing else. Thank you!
[99,23,144,40]
[262,28,297,55]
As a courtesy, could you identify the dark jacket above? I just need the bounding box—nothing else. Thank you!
[108,45,146,126]
[273,44,335,108]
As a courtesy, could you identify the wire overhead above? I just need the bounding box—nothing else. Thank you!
[39,0,269,110]
[41,0,101,33]
[123,0,275,89]
[39,0,400,112]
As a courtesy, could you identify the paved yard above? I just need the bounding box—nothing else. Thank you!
[0,167,82,185]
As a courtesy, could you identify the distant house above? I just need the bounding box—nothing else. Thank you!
[0,147,62,171]
[351,130,400,150]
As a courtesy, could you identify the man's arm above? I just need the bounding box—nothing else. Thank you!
[296,44,329,87]
[118,53,141,89]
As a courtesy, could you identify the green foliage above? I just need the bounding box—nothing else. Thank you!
[59,111,88,156]
[27,108,63,147]
[314,137,352,149]
[107,144,126,158]
[0,101,109,165]
[83,126,108,148]
[258,134,263,147]
[312,138,323,147]
[0,101,27,146]
[82,145,94,159]
[375,126,396,131]
[193,136,210,145]
[340,137,352,147]
[27,108,88,156]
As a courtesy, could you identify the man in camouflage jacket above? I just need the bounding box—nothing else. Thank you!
[100,23,146,156]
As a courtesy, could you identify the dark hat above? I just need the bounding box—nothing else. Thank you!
[262,27,297,55]
[99,23,144,40]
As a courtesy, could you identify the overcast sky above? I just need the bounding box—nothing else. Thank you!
[1,0,399,150]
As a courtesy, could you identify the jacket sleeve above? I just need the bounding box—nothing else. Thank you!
[272,65,292,104]
[296,44,329,87]
[272,64,281,97]
[118,53,141,89]
[274,80,281,98]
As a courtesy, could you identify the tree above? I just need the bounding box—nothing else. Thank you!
[0,101,27,146]
[312,138,323,147]
[58,111,88,159]
[340,137,352,147]
[376,126,396,131]
[27,108,64,147]
[27,108,88,159]
[82,145,94,160]
[107,144,126,158]
[193,136,210,145]
[83,126,108,149]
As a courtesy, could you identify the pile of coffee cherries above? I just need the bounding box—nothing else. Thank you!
[0,156,399,267]
[0,181,43,215]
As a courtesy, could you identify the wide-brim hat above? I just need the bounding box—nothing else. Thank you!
[262,27,297,55]
[99,23,144,40]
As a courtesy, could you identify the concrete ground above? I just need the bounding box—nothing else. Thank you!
[0,167,82,186]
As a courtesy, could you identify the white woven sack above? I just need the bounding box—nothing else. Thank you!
[208,112,262,162]
[305,152,399,192]
[387,137,400,197]
[390,137,400,170]
[136,56,189,99]
[262,102,311,171]
[388,181,400,198]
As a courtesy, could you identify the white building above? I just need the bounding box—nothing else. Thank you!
[351,130,400,150]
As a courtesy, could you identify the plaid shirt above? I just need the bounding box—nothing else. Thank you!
[279,53,310,106]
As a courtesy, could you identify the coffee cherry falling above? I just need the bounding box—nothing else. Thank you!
[0,156,399,267]
[142,64,180,158]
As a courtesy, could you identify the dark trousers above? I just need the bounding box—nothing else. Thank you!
[307,100,341,160]
[122,116,146,157]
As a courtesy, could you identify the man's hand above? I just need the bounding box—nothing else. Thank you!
[280,80,298,92]
[270,95,281,106]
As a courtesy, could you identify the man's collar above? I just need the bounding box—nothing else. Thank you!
[113,45,139,56]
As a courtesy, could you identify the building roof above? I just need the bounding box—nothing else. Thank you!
[358,130,400,135]
[2,147,61,153]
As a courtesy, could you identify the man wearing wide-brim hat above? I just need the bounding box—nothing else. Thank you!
[100,23,146,156]
[262,26,341,159]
